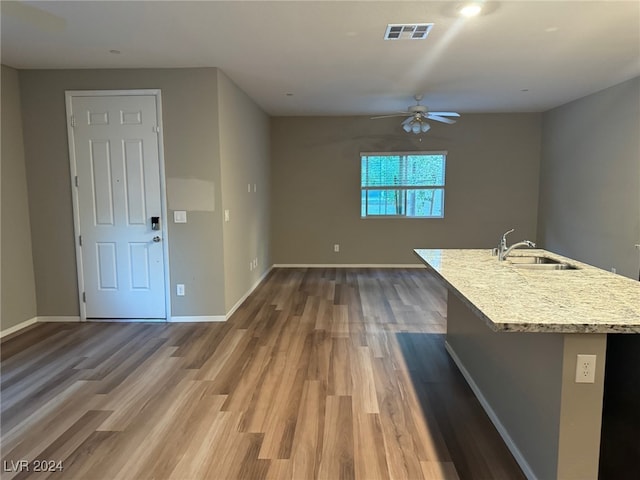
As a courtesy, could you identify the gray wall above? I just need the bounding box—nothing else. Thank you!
[18,68,226,317]
[1,65,37,331]
[271,114,542,264]
[538,77,640,279]
[217,71,271,311]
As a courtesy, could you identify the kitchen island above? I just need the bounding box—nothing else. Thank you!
[414,249,640,480]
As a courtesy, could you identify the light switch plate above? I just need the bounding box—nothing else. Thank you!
[174,211,187,223]
[224,209,230,222]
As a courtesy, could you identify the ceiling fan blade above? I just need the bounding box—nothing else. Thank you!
[401,116,415,126]
[428,112,460,117]
[370,113,410,120]
[427,114,457,124]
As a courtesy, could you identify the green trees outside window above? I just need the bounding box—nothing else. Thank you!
[360,152,446,218]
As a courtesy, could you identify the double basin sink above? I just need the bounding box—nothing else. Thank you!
[506,255,579,270]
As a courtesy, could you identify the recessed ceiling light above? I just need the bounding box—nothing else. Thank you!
[545,26,559,33]
[109,49,121,54]
[459,4,482,17]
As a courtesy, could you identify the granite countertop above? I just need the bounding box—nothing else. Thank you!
[414,248,640,334]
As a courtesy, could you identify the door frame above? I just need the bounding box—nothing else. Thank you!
[65,89,172,322]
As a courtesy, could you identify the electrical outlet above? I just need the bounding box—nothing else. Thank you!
[575,354,596,383]
[253,258,258,268]
[176,284,185,296]
[249,261,253,271]
[334,244,340,253]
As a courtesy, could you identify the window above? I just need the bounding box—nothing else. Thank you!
[360,152,446,218]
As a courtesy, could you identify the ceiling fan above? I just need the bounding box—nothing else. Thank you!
[371,95,460,134]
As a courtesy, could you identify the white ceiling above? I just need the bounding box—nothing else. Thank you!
[2,1,639,115]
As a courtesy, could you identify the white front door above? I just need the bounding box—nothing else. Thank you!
[67,92,167,319]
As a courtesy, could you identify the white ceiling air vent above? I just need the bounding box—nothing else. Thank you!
[384,23,433,40]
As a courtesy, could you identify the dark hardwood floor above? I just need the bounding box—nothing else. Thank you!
[1,268,524,479]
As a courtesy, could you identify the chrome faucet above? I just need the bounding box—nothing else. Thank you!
[502,240,536,260]
[497,229,536,260]
[498,229,514,259]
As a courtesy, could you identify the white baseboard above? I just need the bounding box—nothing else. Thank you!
[170,315,226,323]
[170,266,272,323]
[0,316,38,339]
[36,316,81,323]
[87,318,166,323]
[444,341,537,480]
[225,267,273,320]
[272,263,426,268]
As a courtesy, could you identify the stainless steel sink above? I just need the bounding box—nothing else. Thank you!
[512,263,579,270]
[507,256,562,265]
[507,256,579,270]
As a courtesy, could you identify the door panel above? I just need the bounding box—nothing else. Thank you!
[69,94,166,319]
[124,140,147,225]
[129,243,150,289]
[97,242,118,289]
[91,140,115,225]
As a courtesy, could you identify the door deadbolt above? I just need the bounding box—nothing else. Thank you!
[151,216,160,230]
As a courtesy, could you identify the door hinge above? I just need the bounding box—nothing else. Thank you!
[70,115,76,128]
[78,235,82,246]
[75,176,79,187]
[82,292,86,303]
[153,126,160,133]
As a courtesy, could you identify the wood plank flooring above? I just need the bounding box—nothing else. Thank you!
[1,268,525,479]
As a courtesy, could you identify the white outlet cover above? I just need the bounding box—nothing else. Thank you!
[224,209,230,222]
[176,284,185,296]
[575,354,596,383]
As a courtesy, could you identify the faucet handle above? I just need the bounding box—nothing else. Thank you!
[526,240,536,248]
[501,228,515,243]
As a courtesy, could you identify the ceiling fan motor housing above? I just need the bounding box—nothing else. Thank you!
[369,95,459,134]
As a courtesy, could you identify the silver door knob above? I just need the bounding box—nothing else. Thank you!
[153,236,161,242]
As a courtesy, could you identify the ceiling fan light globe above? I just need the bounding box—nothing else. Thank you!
[412,123,421,134]
[403,123,412,133]
[421,123,430,133]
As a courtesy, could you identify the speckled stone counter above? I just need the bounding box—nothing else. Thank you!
[414,248,640,334]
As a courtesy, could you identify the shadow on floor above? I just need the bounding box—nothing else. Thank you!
[396,332,526,480]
